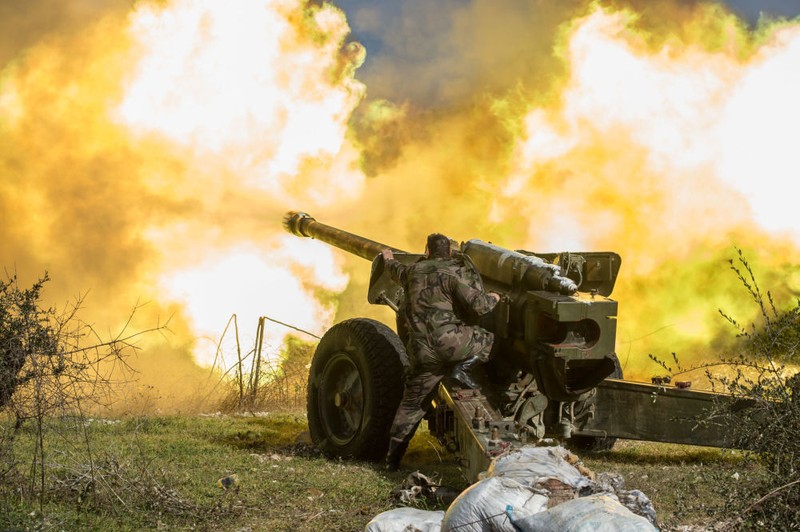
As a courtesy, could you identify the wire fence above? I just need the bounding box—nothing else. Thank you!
[209,314,319,412]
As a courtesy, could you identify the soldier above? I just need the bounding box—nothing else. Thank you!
[381,233,500,471]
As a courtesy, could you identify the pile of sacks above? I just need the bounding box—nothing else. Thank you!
[365,445,657,532]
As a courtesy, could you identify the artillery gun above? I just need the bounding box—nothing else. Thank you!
[283,211,739,481]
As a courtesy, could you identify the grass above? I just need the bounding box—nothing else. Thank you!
[580,440,761,529]
[0,413,764,531]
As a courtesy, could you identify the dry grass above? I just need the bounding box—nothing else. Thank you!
[0,412,768,531]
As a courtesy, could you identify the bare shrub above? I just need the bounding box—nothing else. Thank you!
[651,249,800,529]
[250,335,314,409]
[212,314,317,413]
[0,272,167,515]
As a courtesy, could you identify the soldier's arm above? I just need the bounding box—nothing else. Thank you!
[454,269,499,317]
[381,249,408,285]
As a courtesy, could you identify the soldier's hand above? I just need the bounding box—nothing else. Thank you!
[488,292,501,304]
[381,249,394,261]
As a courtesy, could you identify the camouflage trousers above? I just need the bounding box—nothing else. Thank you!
[409,323,494,373]
[388,324,493,448]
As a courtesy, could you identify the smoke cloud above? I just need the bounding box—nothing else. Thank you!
[342,1,800,377]
[1,0,799,411]
[0,0,363,411]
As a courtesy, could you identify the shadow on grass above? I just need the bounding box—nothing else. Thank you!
[580,440,748,466]
[211,414,321,456]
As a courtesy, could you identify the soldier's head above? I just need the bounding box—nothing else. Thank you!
[426,233,451,259]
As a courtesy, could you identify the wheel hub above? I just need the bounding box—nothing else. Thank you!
[317,352,365,445]
[334,391,350,407]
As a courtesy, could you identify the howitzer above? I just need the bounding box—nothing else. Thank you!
[284,211,745,481]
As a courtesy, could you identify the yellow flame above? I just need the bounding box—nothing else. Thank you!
[159,237,347,367]
[110,0,366,368]
[117,0,365,198]
[0,0,366,410]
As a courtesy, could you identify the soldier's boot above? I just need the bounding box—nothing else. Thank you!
[385,436,409,472]
[451,356,483,390]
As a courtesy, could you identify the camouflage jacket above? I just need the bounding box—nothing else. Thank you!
[386,256,497,347]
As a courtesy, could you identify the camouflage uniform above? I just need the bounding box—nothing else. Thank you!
[385,256,497,461]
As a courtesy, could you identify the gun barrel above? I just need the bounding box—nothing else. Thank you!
[283,211,406,261]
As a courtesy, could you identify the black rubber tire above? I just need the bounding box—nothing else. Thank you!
[307,318,406,461]
[569,354,623,453]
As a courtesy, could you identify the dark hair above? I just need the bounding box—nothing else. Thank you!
[426,233,451,259]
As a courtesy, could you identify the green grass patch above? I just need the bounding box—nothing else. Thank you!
[0,414,764,530]
[581,440,763,528]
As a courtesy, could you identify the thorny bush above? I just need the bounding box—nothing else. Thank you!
[651,249,800,530]
[0,273,58,410]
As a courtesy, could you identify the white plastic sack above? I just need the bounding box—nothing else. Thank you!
[364,507,445,532]
[487,446,591,491]
[441,476,548,532]
[509,494,657,532]
[617,489,658,526]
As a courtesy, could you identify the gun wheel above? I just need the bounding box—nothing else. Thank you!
[307,318,407,461]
